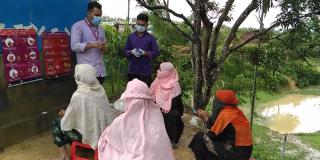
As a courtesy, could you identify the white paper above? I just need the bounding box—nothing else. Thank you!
[13,24,23,29]
[64,27,71,36]
[114,99,125,112]
[189,116,201,128]
[51,27,59,33]
[38,26,45,36]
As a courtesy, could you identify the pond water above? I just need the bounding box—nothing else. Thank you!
[261,95,320,134]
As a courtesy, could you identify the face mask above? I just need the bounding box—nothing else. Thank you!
[135,25,146,33]
[91,16,102,26]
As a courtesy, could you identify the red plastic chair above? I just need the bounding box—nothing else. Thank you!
[70,141,98,160]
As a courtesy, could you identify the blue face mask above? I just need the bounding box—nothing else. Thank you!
[91,16,101,26]
[135,25,146,33]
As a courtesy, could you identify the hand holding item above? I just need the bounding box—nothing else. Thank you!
[138,49,150,57]
[197,109,209,122]
[100,42,107,54]
[86,42,102,50]
[58,109,66,117]
[131,48,141,57]
[138,49,145,56]
[161,108,170,113]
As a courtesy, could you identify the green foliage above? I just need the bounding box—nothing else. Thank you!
[152,44,176,72]
[102,25,130,100]
[283,61,320,88]
[262,73,288,92]
[278,0,320,28]
[220,45,289,102]
[149,14,190,46]
[175,55,194,107]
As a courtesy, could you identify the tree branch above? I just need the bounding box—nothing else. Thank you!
[219,0,259,62]
[136,0,195,33]
[209,0,235,60]
[154,13,195,42]
[185,0,194,9]
[203,0,235,105]
[301,22,320,34]
[199,0,213,27]
[229,22,279,53]
[163,0,170,19]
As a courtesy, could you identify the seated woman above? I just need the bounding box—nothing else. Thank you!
[150,62,184,148]
[51,64,115,160]
[98,79,175,160]
[189,90,253,160]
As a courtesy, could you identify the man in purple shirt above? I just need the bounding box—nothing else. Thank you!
[71,1,107,85]
[124,13,160,86]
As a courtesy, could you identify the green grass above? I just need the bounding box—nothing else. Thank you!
[252,124,306,160]
[298,133,320,151]
[255,91,288,105]
[293,85,320,96]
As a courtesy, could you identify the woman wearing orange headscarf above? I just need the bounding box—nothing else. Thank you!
[189,90,253,160]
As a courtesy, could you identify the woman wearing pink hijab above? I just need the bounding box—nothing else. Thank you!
[98,79,175,160]
[150,62,184,149]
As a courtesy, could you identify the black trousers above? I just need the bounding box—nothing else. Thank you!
[97,77,105,85]
[189,132,253,160]
[127,73,152,87]
[189,132,219,160]
[163,109,184,144]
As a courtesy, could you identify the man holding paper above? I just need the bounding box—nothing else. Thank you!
[71,1,107,85]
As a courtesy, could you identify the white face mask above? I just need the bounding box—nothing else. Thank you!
[135,25,146,33]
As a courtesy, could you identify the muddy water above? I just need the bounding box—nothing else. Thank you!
[261,95,320,134]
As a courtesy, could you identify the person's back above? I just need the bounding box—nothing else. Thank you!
[61,91,114,148]
[98,79,175,160]
[51,64,115,160]
[189,90,253,160]
[210,106,253,159]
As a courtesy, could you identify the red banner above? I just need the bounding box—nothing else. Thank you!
[42,32,72,78]
[1,29,42,86]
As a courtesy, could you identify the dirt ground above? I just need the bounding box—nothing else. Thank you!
[0,114,199,160]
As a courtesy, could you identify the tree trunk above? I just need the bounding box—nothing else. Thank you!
[250,65,257,129]
[192,41,203,108]
[250,0,264,129]
[192,0,203,109]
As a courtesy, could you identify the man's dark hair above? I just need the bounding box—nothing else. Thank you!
[137,13,149,23]
[87,1,102,11]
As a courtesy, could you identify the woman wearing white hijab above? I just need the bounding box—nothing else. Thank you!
[51,64,115,160]
[98,79,175,160]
